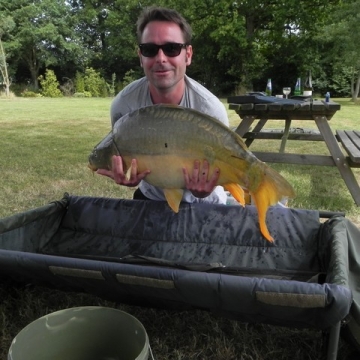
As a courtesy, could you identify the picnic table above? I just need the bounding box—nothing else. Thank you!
[227,95,360,206]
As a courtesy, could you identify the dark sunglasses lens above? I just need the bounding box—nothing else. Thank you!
[162,43,182,57]
[140,44,158,57]
[140,43,185,57]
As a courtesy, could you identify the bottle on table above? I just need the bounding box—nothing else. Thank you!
[294,77,301,96]
[265,78,272,96]
[303,71,313,96]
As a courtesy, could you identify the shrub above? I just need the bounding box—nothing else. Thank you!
[106,73,116,97]
[73,91,92,98]
[22,90,41,97]
[38,69,63,97]
[84,67,107,97]
[0,90,16,98]
[11,83,37,96]
[74,71,85,93]
[122,69,138,88]
[60,78,75,96]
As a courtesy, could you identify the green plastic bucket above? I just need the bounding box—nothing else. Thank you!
[8,306,150,360]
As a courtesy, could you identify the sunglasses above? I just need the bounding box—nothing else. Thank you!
[139,42,188,57]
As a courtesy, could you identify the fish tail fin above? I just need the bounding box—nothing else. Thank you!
[163,189,184,213]
[224,183,245,206]
[249,164,295,243]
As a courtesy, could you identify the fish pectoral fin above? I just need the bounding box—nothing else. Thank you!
[163,189,184,213]
[224,183,245,207]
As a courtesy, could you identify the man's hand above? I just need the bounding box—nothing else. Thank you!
[183,160,220,198]
[96,155,150,187]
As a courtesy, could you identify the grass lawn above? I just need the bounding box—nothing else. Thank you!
[0,97,359,359]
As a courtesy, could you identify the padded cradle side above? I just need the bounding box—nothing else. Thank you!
[43,195,322,275]
[319,216,360,351]
[0,195,352,333]
[0,197,68,252]
[0,247,352,331]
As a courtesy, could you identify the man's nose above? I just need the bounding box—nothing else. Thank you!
[155,49,167,62]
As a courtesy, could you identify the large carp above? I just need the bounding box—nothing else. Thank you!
[88,104,295,242]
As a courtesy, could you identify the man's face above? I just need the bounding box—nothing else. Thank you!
[138,21,193,94]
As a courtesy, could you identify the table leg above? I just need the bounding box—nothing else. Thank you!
[234,115,256,137]
[314,115,360,205]
[279,119,292,153]
[245,118,268,147]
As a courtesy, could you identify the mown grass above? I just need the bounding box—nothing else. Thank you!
[0,98,134,217]
[0,97,359,359]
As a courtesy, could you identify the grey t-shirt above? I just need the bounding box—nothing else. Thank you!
[110,75,229,205]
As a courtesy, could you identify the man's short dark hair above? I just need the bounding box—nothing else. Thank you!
[136,6,192,44]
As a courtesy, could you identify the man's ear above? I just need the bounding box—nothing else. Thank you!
[185,45,193,66]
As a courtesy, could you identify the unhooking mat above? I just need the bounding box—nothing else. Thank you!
[0,194,358,349]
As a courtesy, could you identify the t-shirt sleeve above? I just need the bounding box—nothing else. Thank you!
[109,77,151,128]
[206,100,229,127]
[110,92,123,127]
[182,76,229,127]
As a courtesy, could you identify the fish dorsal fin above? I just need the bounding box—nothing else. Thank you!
[163,189,184,213]
[224,183,246,206]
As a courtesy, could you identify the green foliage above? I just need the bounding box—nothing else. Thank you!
[77,0,141,79]
[38,69,63,97]
[106,73,116,97]
[74,72,85,93]
[0,16,15,97]
[330,66,353,97]
[74,91,92,98]
[0,0,357,97]
[10,83,35,96]
[318,0,360,99]
[60,78,75,97]
[122,69,138,88]
[83,67,107,97]
[0,0,86,88]
[22,90,41,97]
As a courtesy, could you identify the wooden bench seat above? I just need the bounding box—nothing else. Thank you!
[336,130,360,163]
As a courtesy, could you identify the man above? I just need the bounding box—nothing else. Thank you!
[97,6,229,204]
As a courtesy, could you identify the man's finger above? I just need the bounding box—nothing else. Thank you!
[182,167,190,185]
[112,155,127,183]
[200,160,209,180]
[192,160,200,181]
[130,159,138,180]
[208,168,220,186]
[96,169,113,179]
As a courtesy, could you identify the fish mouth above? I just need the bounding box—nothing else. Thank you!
[88,163,98,171]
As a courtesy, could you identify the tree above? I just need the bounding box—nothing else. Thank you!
[154,0,341,93]
[0,0,85,89]
[0,0,350,95]
[70,0,147,81]
[0,15,15,96]
[320,0,360,100]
